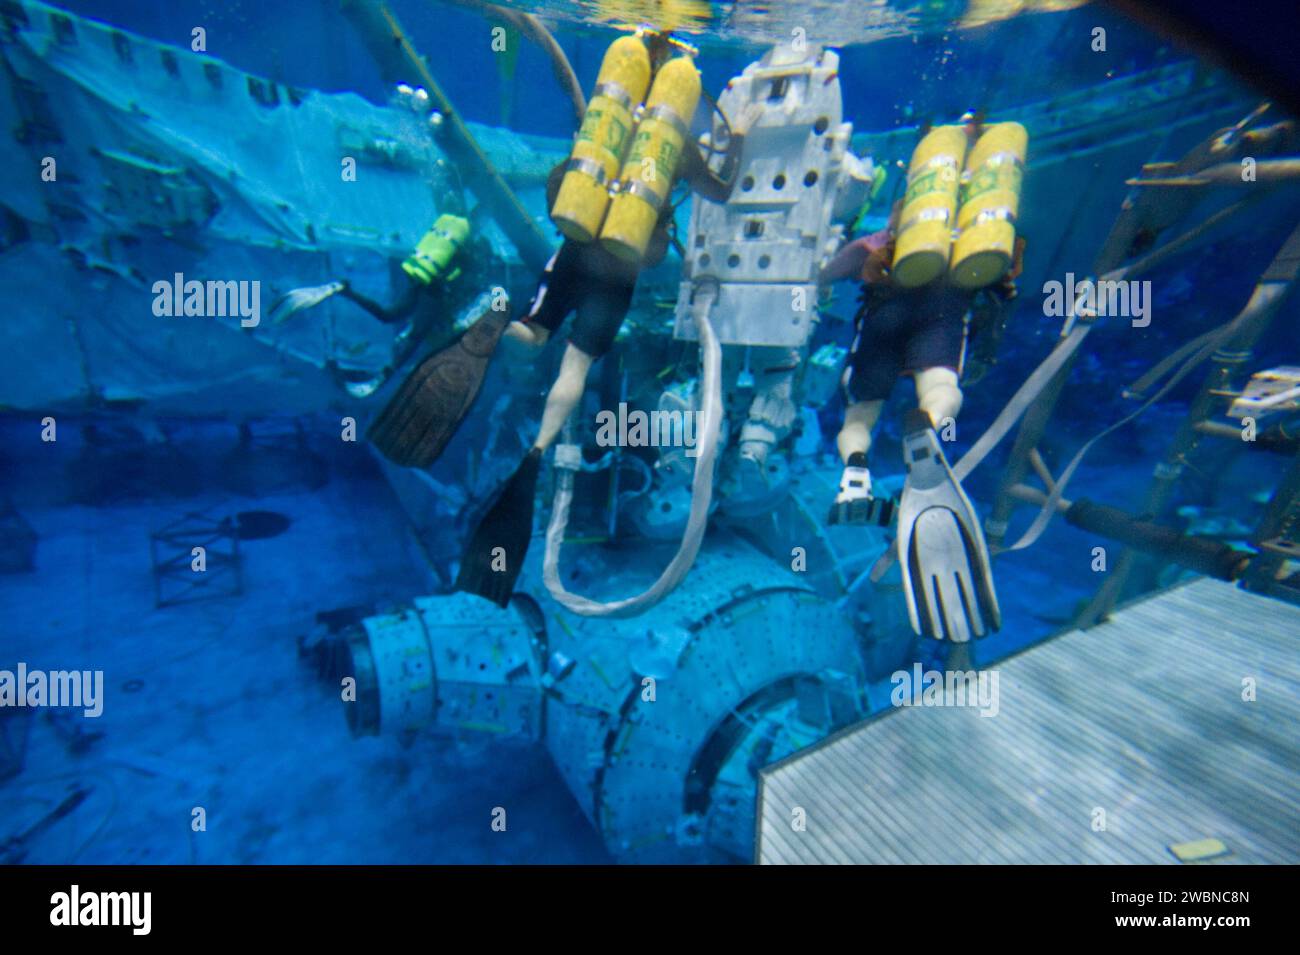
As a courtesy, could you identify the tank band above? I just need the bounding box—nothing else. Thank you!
[565,156,609,184]
[898,205,951,233]
[620,177,668,209]
[976,151,1025,171]
[592,81,635,113]
[642,103,690,142]
[909,154,961,183]
[961,206,1017,229]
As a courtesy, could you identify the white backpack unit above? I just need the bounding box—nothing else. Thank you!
[674,44,874,348]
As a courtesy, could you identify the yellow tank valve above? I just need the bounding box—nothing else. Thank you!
[550,35,652,243]
[599,55,702,265]
[891,125,968,288]
[950,122,1028,290]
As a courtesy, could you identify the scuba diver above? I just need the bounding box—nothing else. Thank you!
[821,113,1028,642]
[453,30,761,606]
[269,211,488,404]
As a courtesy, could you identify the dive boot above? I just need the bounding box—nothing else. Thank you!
[828,453,896,526]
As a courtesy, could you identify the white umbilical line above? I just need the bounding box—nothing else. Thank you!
[542,283,724,617]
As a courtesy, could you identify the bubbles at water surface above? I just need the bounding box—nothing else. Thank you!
[478,0,1088,47]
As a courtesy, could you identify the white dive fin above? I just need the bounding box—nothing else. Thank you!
[895,410,1000,641]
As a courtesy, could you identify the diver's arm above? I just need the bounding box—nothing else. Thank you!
[991,236,1027,300]
[339,278,424,324]
[820,226,894,285]
[685,132,746,202]
[820,235,872,284]
[685,102,762,202]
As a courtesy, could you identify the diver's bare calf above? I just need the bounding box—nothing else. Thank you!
[534,343,595,452]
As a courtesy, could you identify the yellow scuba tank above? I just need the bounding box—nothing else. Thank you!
[950,122,1028,289]
[402,213,471,285]
[598,54,701,265]
[550,36,652,243]
[891,125,968,288]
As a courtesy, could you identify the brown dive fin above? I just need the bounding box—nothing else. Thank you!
[367,308,511,469]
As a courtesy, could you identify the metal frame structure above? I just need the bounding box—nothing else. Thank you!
[982,106,1300,624]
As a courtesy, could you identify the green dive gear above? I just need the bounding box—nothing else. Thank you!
[896,409,1000,641]
[402,213,471,286]
[848,165,889,235]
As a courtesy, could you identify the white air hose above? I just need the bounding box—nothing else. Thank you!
[542,281,723,617]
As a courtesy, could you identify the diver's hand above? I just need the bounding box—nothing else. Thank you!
[861,247,892,285]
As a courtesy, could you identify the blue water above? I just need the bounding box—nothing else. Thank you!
[1,0,1296,864]
[55,0,1178,135]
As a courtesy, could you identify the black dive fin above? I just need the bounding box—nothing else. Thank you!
[367,308,510,469]
[455,448,543,607]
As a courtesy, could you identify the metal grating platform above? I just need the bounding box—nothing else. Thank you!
[757,578,1300,864]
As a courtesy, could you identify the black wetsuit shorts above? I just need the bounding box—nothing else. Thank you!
[521,239,639,359]
[843,282,976,403]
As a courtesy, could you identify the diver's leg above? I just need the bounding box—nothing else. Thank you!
[534,343,595,452]
[914,366,963,429]
[905,285,971,430]
[531,265,631,451]
[832,399,884,512]
[455,340,587,606]
[455,341,585,606]
[458,247,631,604]
[827,285,914,525]
[896,291,999,640]
[831,298,901,514]
[837,286,909,466]
[836,399,884,463]
[505,322,550,347]
[504,243,572,349]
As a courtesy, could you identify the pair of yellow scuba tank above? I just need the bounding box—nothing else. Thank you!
[891,121,1029,290]
[549,33,702,265]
